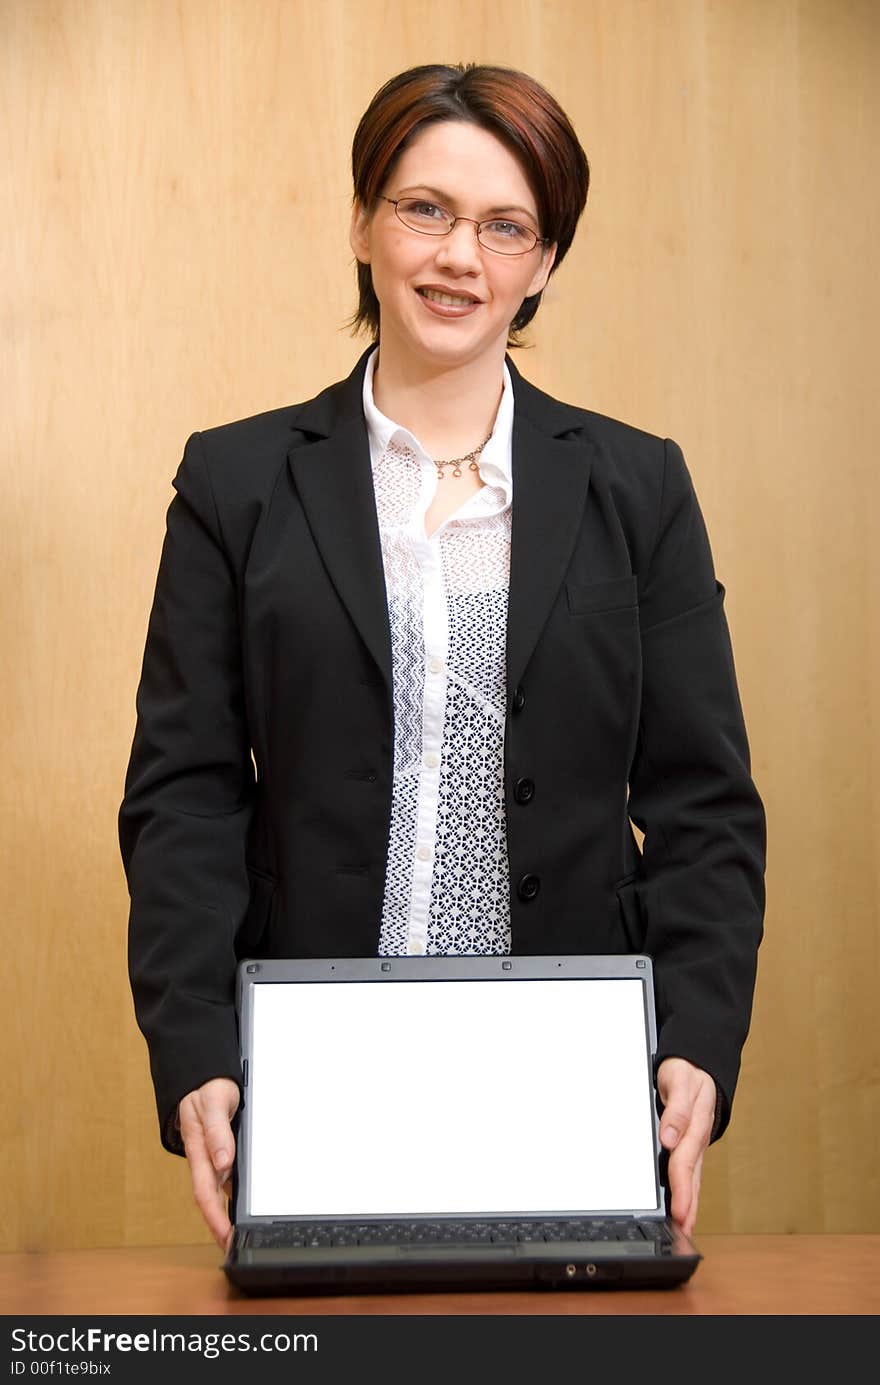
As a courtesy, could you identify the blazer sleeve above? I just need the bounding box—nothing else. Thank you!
[119,432,254,1153]
[627,438,766,1140]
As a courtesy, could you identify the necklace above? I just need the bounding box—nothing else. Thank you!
[433,432,493,481]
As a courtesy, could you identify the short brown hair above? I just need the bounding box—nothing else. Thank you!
[344,63,590,349]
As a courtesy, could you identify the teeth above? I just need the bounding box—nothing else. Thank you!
[420,288,476,307]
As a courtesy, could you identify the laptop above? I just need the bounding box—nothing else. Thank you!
[223,954,701,1294]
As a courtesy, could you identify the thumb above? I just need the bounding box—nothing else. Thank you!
[656,1064,691,1151]
[205,1126,233,1173]
[199,1083,240,1172]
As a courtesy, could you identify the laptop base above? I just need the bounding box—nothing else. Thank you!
[224,1241,701,1296]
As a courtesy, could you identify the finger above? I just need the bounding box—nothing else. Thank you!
[197,1174,233,1249]
[666,1091,713,1233]
[669,1142,705,1238]
[667,1129,701,1230]
[687,1157,703,1238]
[183,1123,232,1249]
[667,1138,694,1229]
[179,1092,237,1249]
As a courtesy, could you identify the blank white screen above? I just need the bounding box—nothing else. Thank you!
[247,978,659,1217]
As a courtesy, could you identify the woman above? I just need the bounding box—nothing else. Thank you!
[120,63,766,1251]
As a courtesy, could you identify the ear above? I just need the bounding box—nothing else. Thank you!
[526,240,558,297]
[349,200,372,264]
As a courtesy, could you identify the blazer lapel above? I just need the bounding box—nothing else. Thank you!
[285,347,594,698]
[505,358,594,692]
[286,348,393,688]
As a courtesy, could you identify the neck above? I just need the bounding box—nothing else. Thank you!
[370,333,506,458]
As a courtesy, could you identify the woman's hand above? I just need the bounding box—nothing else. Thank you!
[655,1057,716,1239]
[178,1077,241,1250]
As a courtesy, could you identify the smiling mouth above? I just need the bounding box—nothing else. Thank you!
[417,287,481,307]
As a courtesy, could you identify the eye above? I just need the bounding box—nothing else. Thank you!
[486,220,531,240]
[406,200,447,220]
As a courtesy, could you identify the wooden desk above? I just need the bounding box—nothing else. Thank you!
[1,1236,878,1315]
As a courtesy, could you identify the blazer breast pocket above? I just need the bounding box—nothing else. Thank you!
[566,574,639,617]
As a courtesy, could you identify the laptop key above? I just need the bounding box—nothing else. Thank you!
[330,1230,359,1246]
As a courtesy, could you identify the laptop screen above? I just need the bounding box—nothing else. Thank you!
[244,976,661,1219]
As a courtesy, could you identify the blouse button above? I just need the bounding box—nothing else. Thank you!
[423,751,440,770]
[409,938,426,955]
[512,686,525,712]
[517,874,541,902]
[514,778,535,805]
[416,844,431,861]
[428,657,444,674]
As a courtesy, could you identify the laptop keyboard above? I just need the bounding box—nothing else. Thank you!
[242,1218,673,1249]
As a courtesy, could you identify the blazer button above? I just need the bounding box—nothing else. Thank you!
[514,777,535,804]
[517,874,541,902]
[512,686,525,713]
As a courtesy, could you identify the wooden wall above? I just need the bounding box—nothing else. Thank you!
[2,0,877,1251]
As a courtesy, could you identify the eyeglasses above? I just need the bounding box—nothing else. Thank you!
[377,196,548,256]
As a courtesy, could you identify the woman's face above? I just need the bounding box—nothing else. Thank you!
[349,119,557,370]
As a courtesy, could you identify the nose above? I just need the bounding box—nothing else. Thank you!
[433,218,483,273]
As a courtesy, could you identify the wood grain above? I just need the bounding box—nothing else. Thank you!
[1,0,878,1249]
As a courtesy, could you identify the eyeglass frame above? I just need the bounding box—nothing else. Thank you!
[375,195,550,257]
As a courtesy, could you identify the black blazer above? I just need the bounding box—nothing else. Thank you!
[120,345,766,1152]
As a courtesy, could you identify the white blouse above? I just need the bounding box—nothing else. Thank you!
[361,346,513,957]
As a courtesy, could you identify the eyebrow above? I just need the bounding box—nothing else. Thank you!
[395,185,538,223]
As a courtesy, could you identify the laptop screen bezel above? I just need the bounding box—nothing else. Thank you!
[231,954,664,1226]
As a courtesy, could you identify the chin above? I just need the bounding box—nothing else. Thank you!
[408,321,504,363]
